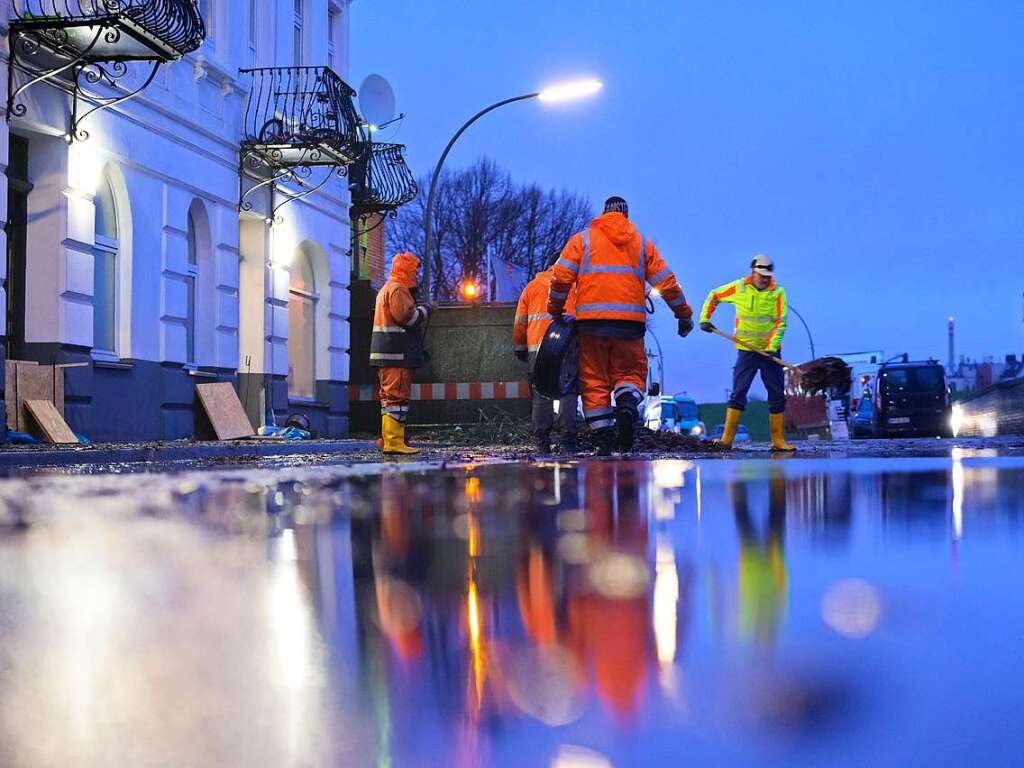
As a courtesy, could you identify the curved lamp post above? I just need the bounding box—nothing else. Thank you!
[421,78,602,299]
[787,303,815,359]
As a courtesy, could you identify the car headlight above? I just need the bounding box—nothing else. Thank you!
[690,425,704,436]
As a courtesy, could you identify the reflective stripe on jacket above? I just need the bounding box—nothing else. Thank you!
[700,275,788,352]
[513,269,577,363]
[371,253,427,368]
[548,212,687,324]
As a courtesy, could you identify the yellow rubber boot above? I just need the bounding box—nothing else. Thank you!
[381,414,419,455]
[770,412,796,452]
[717,407,743,449]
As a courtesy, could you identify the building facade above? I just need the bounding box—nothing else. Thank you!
[0,0,391,441]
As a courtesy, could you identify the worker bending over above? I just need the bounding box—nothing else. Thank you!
[370,252,430,455]
[548,196,694,455]
[514,254,579,454]
[700,255,795,451]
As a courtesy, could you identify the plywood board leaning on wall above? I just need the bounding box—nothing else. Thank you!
[195,383,256,441]
[24,400,78,444]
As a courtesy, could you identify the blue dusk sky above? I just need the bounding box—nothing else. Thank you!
[353,1,1024,401]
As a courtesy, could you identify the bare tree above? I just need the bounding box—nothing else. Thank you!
[386,158,592,300]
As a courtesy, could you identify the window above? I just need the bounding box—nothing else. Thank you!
[288,252,317,399]
[882,366,944,394]
[185,209,198,365]
[327,8,337,69]
[93,177,118,355]
[293,0,304,66]
[677,401,699,420]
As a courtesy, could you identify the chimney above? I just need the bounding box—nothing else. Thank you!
[948,316,955,373]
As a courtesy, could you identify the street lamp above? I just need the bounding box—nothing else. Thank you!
[788,303,816,359]
[421,78,603,299]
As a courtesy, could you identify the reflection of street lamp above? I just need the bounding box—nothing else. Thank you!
[422,78,602,299]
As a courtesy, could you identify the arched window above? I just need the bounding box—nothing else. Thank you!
[185,209,198,364]
[288,252,317,399]
[184,199,214,367]
[93,176,118,355]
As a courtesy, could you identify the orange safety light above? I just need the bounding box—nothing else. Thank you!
[460,280,480,303]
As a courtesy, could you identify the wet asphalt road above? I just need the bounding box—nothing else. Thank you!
[1,439,1024,767]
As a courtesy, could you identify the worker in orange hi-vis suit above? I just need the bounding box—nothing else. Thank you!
[548,196,695,455]
[370,252,429,455]
[513,253,579,454]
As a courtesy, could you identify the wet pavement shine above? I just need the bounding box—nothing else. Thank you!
[2,449,1024,767]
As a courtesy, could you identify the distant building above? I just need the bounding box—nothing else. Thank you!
[353,213,387,288]
[948,354,1023,394]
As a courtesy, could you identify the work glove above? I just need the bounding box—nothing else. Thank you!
[677,317,694,338]
[514,350,528,362]
[700,321,716,333]
[548,301,564,320]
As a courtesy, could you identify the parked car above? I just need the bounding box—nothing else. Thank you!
[645,394,707,437]
[850,360,952,438]
[709,423,751,443]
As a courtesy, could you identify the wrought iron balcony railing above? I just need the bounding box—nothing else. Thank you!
[6,0,206,141]
[10,0,206,62]
[240,66,362,169]
[349,142,418,217]
[238,66,365,221]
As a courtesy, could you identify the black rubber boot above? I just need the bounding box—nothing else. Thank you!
[594,428,615,457]
[561,435,579,455]
[616,409,637,453]
[534,431,552,455]
[615,392,641,454]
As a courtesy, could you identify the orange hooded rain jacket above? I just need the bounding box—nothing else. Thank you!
[548,212,691,324]
[370,252,427,369]
[513,268,577,363]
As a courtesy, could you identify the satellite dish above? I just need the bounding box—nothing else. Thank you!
[358,74,396,126]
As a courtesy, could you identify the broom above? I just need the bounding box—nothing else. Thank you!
[708,327,852,396]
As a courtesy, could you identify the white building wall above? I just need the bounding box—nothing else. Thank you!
[0,0,359,437]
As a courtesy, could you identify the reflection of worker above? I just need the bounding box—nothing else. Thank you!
[731,476,788,648]
[370,252,430,455]
[514,254,578,454]
[700,255,795,451]
[568,462,651,718]
[548,196,694,455]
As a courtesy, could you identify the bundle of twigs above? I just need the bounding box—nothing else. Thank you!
[710,328,851,396]
[795,356,852,396]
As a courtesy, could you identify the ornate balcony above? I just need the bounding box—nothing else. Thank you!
[240,66,362,169]
[238,66,362,220]
[349,141,418,218]
[6,0,206,141]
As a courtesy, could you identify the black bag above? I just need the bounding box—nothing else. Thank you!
[534,315,579,399]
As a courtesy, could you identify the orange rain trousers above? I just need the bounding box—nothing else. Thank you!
[579,335,647,424]
[378,367,413,422]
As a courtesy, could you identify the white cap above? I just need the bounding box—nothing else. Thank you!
[751,254,774,276]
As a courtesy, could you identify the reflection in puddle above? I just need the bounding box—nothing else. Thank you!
[1,457,1024,767]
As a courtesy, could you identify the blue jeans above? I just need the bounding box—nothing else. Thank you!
[729,350,786,415]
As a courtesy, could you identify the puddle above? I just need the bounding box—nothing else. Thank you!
[2,456,1023,766]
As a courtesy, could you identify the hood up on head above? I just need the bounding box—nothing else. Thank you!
[389,252,420,288]
[591,211,637,247]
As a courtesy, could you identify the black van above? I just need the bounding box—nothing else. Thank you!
[852,360,952,438]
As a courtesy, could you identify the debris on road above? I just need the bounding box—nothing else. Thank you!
[405,411,730,455]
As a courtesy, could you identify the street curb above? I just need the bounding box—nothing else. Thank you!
[0,440,379,469]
